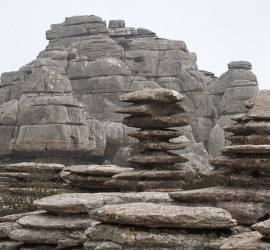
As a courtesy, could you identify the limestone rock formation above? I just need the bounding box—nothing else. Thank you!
[88,202,236,229]
[205,231,269,250]
[207,61,259,156]
[170,90,270,229]
[0,14,238,165]
[84,201,235,249]
[105,88,198,191]
[4,192,171,249]
[60,164,133,191]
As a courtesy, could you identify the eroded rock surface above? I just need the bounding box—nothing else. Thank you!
[0,14,244,164]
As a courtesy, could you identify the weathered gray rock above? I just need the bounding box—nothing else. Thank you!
[17,213,95,230]
[34,192,171,214]
[89,202,237,229]
[46,15,107,40]
[104,179,185,192]
[206,61,258,156]
[85,223,219,249]
[208,125,226,157]
[0,241,23,250]
[252,219,270,239]
[204,232,269,250]
[128,129,183,140]
[67,57,131,79]
[128,151,188,165]
[0,14,224,165]
[180,202,270,225]
[62,164,133,176]
[210,155,270,171]
[222,145,270,154]
[0,210,45,223]
[132,141,186,151]
[0,162,65,173]
[115,103,187,116]
[123,116,189,129]
[66,35,123,61]
[0,222,19,238]
[119,88,183,103]
[247,90,270,120]
[170,186,270,204]
[227,134,270,145]
[228,61,252,70]
[9,228,85,246]
[204,231,270,250]
[109,20,125,28]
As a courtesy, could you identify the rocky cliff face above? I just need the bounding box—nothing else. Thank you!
[0,15,259,164]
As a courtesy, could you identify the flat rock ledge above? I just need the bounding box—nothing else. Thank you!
[88,202,237,229]
[33,192,171,213]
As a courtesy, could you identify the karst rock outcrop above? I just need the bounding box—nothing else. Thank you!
[0,14,259,164]
[207,61,259,157]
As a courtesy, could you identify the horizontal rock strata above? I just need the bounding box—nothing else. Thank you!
[60,164,132,191]
[88,202,236,229]
[34,192,171,214]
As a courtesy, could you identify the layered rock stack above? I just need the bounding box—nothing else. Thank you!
[5,191,171,249]
[60,164,132,191]
[170,90,270,229]
[0,162,65,201]
[208,61,259,157]
[105,88,192,191]
[0,14,219,166]
[84,202,236,249]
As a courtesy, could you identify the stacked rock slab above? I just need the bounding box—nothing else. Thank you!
[60,164,132,191]
[84,202,236,249]
[7,192,171,249]
[105,88,191,191]
[170,91,270,231]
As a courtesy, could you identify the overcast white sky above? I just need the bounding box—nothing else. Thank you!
[0,0,269,89]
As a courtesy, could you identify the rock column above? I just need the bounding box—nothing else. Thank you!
[169,90,270,248]
[105,88,191,191]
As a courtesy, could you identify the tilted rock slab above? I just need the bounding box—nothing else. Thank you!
[88,202,237,229]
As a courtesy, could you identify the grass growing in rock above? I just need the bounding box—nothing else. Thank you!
[0,169,65,216]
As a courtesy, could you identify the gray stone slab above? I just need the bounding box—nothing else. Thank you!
[89,202,236,229]
[34,192,171,214]
[119,88,183,104]
[169,186,270,204]
[17,213,95,229]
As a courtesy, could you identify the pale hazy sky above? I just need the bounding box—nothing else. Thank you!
[0,0,269,89]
